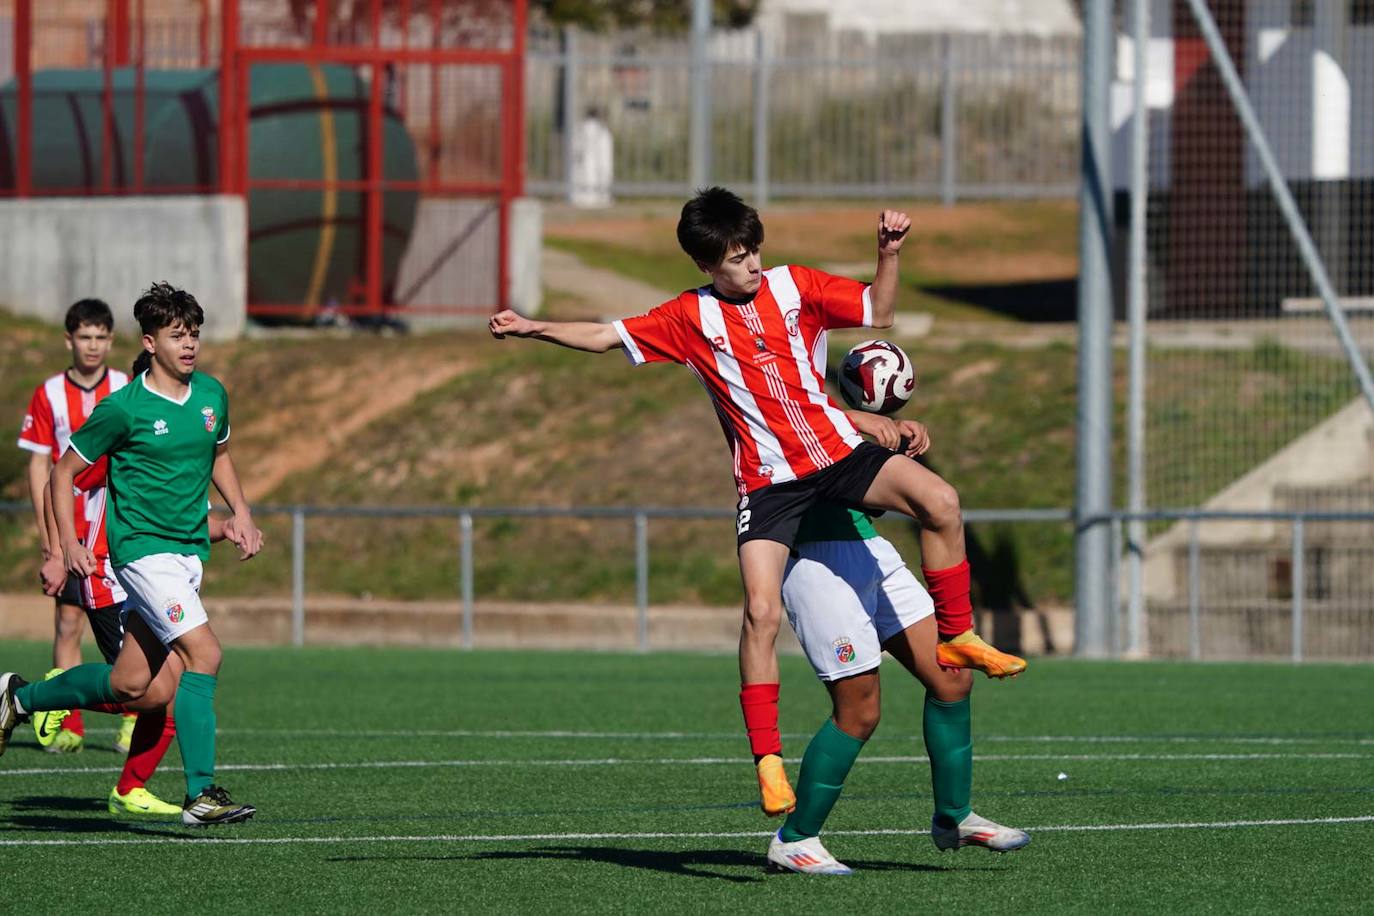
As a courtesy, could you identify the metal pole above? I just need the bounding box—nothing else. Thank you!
[1074,0,1115,658]
[752,30,769,207]
[1183,0,1374,416]
[1188,518,1201,661]
[688,0,711,189]
[1290,517,1304,664]
[460,512,474,649]
[1124,0,1151,658]
[940,34,957,207]
[635,513,649,652]
[291,509,305,647]
[562,26,578,202]
[1108,515,1122,652]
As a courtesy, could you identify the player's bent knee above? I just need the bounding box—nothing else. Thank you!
[741,598,783,632]
[924,482,962,530]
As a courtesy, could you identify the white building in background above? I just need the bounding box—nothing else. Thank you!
[753,0,1081,39]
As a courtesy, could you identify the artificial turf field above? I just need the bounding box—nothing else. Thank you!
[0,641,1370,913]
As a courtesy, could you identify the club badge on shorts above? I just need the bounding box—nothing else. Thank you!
[832,637,856,664]
[164,599,185,624]
[201,406,216,432]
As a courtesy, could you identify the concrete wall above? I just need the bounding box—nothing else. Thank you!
[0,196,246,341]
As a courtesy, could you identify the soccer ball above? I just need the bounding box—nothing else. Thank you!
[838,340,916,414]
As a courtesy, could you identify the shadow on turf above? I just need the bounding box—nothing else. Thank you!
[328,846,949,881]
[2,804,183,837]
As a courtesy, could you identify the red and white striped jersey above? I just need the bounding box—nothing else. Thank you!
[614,265,872,494]
[18,369,128,608]
[73,456,126,609]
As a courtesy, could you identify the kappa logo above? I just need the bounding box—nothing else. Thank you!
[832,637,856,664]
[164,599,184,624]
[201,405,217,433]
[785,308,801,337]
[153,419,169,436]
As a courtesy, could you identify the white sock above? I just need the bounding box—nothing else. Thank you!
[12,691,26,715]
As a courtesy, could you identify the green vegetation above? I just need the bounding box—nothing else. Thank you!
[0,644,1370,913]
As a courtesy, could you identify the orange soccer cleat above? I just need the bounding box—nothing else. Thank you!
[756,753,797,817]
[937,631,1028,679]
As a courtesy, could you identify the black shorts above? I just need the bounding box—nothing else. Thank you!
[84,603,127,665]
[735,441,897,549]
[56,575,83,608]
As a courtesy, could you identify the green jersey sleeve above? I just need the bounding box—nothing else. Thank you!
[67,396,131,465]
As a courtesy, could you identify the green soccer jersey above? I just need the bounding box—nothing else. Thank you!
[793,502,878,544]
[68,370,230,566]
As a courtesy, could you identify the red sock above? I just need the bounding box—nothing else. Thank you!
[739,683,782,758]
[923,559,974,639]
[63,708,85,736]
[116,711,177,795]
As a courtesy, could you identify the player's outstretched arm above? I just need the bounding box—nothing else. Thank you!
[212,445,263,561]
[869,209,912,329]
[488,310,623,353]
[47,448,97,578]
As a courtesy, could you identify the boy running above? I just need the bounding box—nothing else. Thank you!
[0,283,261,827]
[16,298,134,753]
[767,414,1028,874]
[490,188,1025,813]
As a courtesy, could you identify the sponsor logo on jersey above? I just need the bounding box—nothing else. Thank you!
[785,309,801,337]
[164,599,184,624]
[752,336,777,366]
[21,415,33,432]
[757,464,774,479]
[832,637,856,664]
[201,406,216,432]
[153,419,169,436]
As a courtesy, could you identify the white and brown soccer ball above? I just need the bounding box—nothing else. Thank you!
[838,340,916,414]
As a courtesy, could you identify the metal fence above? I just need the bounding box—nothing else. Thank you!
[1102,0,1374,660]
[525,27,1081,203]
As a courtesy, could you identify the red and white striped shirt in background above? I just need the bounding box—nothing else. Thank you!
[17,369,129,609]
[614,265,873,495]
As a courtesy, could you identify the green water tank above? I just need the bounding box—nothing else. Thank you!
[0,64,420,314]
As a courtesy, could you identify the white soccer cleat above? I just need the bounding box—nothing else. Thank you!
[767,831,853,875]
[932,811,1031,852]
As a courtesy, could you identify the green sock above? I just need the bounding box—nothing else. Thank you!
[924,694,973,828]
[15,664,115,712]
[779,718,866,842]
[175,671,218,799]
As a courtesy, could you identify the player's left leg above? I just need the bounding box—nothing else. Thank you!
[882,617,1029,853]
[860,457,1027,678]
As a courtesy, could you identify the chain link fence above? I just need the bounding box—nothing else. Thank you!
[525,27,1081,203]
[1118,0,1374,659]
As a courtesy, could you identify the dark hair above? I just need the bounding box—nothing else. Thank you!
[131,350,153,375]
[133,282,204,336]
[65,298,114,334]
[676,186,764,267]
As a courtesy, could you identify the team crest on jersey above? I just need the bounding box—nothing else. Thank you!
[832,637,856,664]
[201,406,216,432]
[785,309,801,337]
[757,464,774,479]
[752,336,777,366]
[164,599,184,624]
[21,415,33,433]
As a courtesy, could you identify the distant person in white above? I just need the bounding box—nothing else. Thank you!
[571,106,613,209]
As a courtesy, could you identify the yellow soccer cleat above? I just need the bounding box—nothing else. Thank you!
[756,753,797,817]
[32,668,73,749]
[937,631,1028,679]
[109,786,182,817]
[114,714,137,755]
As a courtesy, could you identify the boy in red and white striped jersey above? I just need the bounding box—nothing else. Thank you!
[491,188,1025,813]
[16,299,134,754]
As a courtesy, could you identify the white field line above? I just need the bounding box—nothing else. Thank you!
[3,750,1372,778]
[69,727,1374,746]
[0,815,1371,848]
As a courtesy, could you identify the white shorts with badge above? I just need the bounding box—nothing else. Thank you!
[782,536,934,682]
[113,552,210,646]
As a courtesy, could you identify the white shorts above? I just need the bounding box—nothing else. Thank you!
[113,553,209,646]
[782,536,934,682]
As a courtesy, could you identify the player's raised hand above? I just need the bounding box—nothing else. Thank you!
[878,209,911,257]
[489,309,538,339]
[224,513,264,561]
[895,419,930,456]
[61,540,98,578]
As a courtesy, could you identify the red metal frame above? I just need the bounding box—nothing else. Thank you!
[6,0,527,319]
